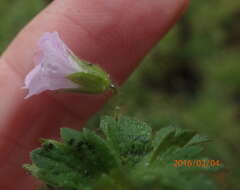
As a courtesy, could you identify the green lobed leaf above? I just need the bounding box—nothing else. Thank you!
[151,126,198,162]
[24,115,220,190]
[100,116,153,166]
[60,128,119,173]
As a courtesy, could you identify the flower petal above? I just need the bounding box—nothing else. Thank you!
[24,32,82,98]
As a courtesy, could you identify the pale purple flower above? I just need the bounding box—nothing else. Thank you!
[23,32,83,99]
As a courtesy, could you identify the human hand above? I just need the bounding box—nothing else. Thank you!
[0,0,188,189]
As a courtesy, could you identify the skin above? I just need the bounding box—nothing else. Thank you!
[0,0,189,189]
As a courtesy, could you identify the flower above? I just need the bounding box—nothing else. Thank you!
[23,32,112,99]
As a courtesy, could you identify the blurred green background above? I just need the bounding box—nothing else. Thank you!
[1,0,240,189]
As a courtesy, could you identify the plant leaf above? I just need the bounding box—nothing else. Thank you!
[100,116,153,166]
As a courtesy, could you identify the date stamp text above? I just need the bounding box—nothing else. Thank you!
[173,160,222,168]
